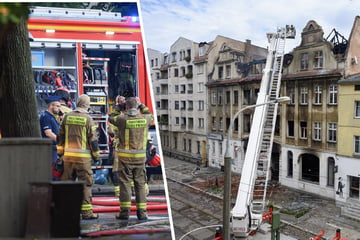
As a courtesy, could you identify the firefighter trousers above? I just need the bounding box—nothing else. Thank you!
[61,161,94,211]
[118,161,147,211]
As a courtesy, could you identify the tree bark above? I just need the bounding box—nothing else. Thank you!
[0,17,40,137]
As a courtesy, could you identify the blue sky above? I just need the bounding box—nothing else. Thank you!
[139,0,360,53]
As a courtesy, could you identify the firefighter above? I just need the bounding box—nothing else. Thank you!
[109,95,126,198]
[54,87,72,123]
[39,95,62,180]
[109,97,153,220]
[57,94,100,220]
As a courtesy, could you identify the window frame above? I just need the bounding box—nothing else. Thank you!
[314,84,322,105]
[327,122,337,143]
[328,84,338,105]
[300,87,308,105]
[314,50,323,69]
[300,121,307,139]
[300,52,309,70]
[313,122,322,141]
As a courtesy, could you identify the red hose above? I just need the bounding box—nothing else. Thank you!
[86,228,171,236]
[92,196,166,200]
[92,200,167,206]
[93,204,168,213]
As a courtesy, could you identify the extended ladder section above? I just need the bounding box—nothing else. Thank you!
[231,25,295,238]
[252,35,285,213]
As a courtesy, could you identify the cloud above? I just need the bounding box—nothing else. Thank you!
[140,0,360,53]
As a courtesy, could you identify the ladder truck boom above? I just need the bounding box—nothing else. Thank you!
[230,25,295,238]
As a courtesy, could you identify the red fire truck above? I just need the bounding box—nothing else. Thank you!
[28,5,153,168]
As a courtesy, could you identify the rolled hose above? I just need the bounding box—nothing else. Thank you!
[86,228,171,236]
[93,204,168,213]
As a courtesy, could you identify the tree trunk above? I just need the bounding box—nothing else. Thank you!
[0,17,40,137]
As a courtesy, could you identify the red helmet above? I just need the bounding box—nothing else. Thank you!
[148,154,161,167]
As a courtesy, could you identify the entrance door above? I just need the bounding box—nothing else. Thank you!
[350,176,360,199]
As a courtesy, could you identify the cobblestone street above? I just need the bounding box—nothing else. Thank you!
[164,156,360,239]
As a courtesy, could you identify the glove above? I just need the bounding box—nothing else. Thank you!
[92,150,101,166]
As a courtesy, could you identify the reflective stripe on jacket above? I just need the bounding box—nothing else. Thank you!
[57,108,98,163]
[109,108,153,165]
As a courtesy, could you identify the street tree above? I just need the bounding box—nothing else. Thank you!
[0,3,40,137]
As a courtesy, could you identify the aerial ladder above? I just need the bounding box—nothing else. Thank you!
[230,25,295,238]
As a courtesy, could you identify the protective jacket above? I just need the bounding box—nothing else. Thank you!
[109,107,153,165]
[57,107,99,163]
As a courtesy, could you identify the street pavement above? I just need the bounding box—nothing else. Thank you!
[164,156,360,240]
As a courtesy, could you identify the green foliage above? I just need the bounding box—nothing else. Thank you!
[0,3,29,24]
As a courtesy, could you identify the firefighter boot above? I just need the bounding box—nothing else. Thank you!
[82,210,99,220]
[116,209,130,220]
[137,209,148,220]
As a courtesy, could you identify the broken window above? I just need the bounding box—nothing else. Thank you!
[350,176,360,199]
[314,51,323,69]
[188,139,192,152]
[174,136,177,149]
[226,118,230,131]
[300,53,309,70]
[327,157,335,187]
[218,66,224,79]
[301,153,319,183]
[300,121,307,139]
[183,138,186,151]
[243,89,251,105]
[234,117,239,132]
[233,90,239,105]
[226,91,231,104]
[288,120,294,137]
[287,151,293,177]
[243,114,251,133]
[174,101,179,110]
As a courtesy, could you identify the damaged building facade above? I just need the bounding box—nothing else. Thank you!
[205,36,267,172]
[279,20,344,199]
[148,18,360,211]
